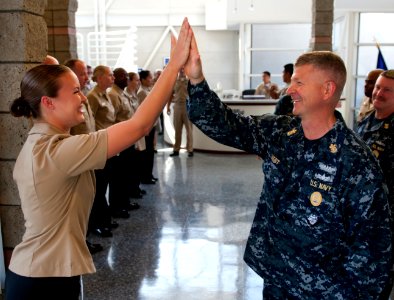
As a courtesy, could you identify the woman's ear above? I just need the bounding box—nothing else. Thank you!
[41,96,55,110]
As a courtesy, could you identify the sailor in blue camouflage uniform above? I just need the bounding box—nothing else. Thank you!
[357,69,394,299]
[182,32,391,299]
[358,69,394,210]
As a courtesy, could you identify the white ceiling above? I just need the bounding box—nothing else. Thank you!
[76,0,394,28]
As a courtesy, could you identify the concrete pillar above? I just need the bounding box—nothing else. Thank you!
[45,0,78,63]
[310,0,333,51]
[0,0,48,265]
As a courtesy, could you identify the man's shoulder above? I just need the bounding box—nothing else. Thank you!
[256,82,266,89]
[340,125,381,169]
[255,114,300,138]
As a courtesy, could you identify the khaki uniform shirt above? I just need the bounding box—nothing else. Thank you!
[173,76,189,104]
[9,123,107,277]
[255,82,279,98]
[87,85,116,130]
[108,84,133,122]
[137,85,159,127]
[124,89,146,151]
[357,96,375,123]
[137,85,151,105]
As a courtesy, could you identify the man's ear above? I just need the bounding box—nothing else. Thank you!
[323,80,336,100]
[41,96,55,110]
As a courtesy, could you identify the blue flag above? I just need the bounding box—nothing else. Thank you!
[377,47,388,70]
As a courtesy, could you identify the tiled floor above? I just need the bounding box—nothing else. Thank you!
[82,146,264,300]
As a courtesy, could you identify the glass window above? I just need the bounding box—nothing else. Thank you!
[249,24,311,90]
[355,13,394,122]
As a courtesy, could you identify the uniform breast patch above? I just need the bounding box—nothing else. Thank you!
[310,191,323,207]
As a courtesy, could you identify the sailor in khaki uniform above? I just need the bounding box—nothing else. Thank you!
[108,68,141,211]
[86,65,118,235]
[167,69,193,157]
[137,70,158,184]
[65,58,103,254]
[5,19,193,299]
[124,72,147,198]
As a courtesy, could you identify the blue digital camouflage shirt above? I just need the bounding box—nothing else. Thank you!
[187,80,392,299]
[357,112,394,214]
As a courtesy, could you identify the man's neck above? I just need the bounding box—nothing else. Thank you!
[301,112,337,140]
[115,83,126,90]
[375,109,393,120]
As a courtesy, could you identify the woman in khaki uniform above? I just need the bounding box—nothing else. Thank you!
[137,70,159,184]
[5,18,193,300]
[125,72,147,198]
[86,65,119,234]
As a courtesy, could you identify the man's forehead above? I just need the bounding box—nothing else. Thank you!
[291,65,308,78]
[376,75,394,87]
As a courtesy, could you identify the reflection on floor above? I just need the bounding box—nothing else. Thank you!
[83,147,264,300]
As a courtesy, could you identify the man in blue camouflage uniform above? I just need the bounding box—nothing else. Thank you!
[182,32,391,299]
[357,69,394,299]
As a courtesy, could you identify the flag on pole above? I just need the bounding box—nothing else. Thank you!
[377,45,388,70]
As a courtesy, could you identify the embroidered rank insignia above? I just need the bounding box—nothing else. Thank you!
[307,214,318,225]
[329,144,337,153]
[271,154,280,164]
[287,128,297,136]
[372,150,380,158]
[310,191,323,207]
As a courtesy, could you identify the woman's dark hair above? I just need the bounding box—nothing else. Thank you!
[10,64,71,118]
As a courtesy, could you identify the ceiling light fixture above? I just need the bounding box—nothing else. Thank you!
[249,0,255,11]
[233,0,238,13]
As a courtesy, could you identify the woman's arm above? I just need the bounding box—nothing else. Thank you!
[106,18,193,158]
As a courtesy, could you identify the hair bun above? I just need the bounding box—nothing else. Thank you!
[10,96,32,118]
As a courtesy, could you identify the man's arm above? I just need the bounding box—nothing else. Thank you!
[340,164,392,298]
[187,80,282,156]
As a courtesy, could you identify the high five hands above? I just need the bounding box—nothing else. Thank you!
[171,18,205,85]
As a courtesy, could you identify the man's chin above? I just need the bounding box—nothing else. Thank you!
[73,117,85,127]
[292,103,301,116]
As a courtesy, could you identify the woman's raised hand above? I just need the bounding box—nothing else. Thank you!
[169,18,193,72]
[170,18,204,85]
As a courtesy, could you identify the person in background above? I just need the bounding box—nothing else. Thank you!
[167,68,193,157]
[124,72,147,199]
[138,70,158,184]
[108,68,141,210]
[254,71,278,98]
[42,55,59,65]
[274,94,293,116]
[357,69,384,123]
[151,69,163,150]
[357,69,394,300]
[4,18,193,299]
[64,58,102,255]
[185,28,391,298]
[270,63,294,99]
[87,65,119,236]
[84,64,95,94]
